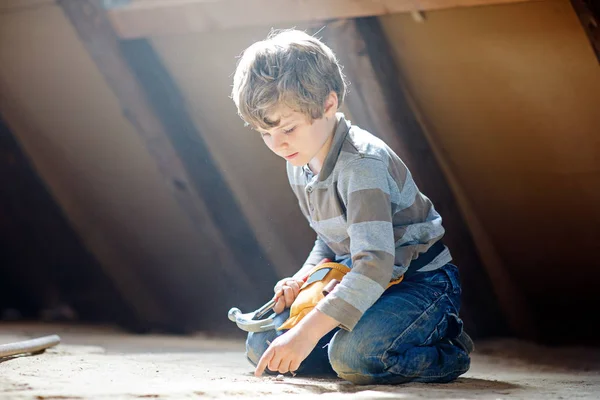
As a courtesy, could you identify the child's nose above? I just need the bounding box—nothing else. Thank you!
[272,133,288,150]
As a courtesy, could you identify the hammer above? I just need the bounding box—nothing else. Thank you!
[228,278,341,333]
[228,298,277,333]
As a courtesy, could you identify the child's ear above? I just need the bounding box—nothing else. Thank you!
[323,91,338,118]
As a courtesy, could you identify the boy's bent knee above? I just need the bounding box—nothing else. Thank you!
[245,331,272,366]
[328,330,382,384]
[328,328,471,385]
[245,309,291,366]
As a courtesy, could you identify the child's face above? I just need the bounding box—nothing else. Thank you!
[257,95,337,170]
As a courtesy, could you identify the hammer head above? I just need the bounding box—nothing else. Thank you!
[227,299,277,333]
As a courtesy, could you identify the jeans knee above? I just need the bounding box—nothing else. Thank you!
[328,331,378,384]
[245,331,270,366]
[244,309,290,366]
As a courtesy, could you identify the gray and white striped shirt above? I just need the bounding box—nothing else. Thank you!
[287,113,452,330]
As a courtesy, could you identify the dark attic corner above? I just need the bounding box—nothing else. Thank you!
[0,0,599,398]
[0,115,136,327]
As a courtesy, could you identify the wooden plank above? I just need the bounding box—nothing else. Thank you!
[570,0,600,62]
[107,0,547,39]
[57,0,278,331]
[323,18,537,339]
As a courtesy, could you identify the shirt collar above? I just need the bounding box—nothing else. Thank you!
[317,112,350,181]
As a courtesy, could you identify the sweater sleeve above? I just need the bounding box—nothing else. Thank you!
[304,236,336,267]
[315,157,395,331]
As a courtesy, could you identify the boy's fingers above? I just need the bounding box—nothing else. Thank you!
[274,278,287,293]
[255,347,273,377]
[268,355,282,373]
[280,358,293,374]
[287,281,300,297]
[283,286,294,307]
[289,359,301,375]
[273,297,285,314]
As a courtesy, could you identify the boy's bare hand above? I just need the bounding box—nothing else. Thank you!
[272,278,304,314]
[272,258,331,314]
[255,324,318,376]
[255,308,339,377]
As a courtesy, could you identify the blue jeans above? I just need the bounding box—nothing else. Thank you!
[246,263,470,384]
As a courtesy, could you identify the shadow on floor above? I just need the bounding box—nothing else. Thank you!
[263,376,522,398]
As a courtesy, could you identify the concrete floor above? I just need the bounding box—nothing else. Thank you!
[0,323,599,399]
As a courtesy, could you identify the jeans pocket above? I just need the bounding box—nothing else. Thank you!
[416,266,454,294]
[445,312,464,340]
[441,264,461,294]
[438,264,462,312]
[423,310,449,346]
[423,307,464,346]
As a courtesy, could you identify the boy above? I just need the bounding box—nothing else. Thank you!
[231,29,473,385]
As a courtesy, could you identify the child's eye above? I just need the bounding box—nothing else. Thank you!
[283,126,296,134]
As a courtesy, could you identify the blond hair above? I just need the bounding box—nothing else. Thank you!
[231,29,347,130]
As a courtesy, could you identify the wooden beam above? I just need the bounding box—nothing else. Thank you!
[57,0,278,332]
[107,0,547,39]
[323,18,537,339]
[570,0,600,62]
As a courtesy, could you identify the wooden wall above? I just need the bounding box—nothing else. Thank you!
[380,0,600,343]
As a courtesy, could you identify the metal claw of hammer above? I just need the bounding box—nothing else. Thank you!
[228,298,277,333]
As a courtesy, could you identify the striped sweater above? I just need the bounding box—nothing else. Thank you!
[287,113,452,331]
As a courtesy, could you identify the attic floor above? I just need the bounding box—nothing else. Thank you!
[0,323,599,399]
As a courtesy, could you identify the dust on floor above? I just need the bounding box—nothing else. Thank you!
[0,323,599,399]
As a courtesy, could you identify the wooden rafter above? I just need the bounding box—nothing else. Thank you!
[107,0,547,39]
